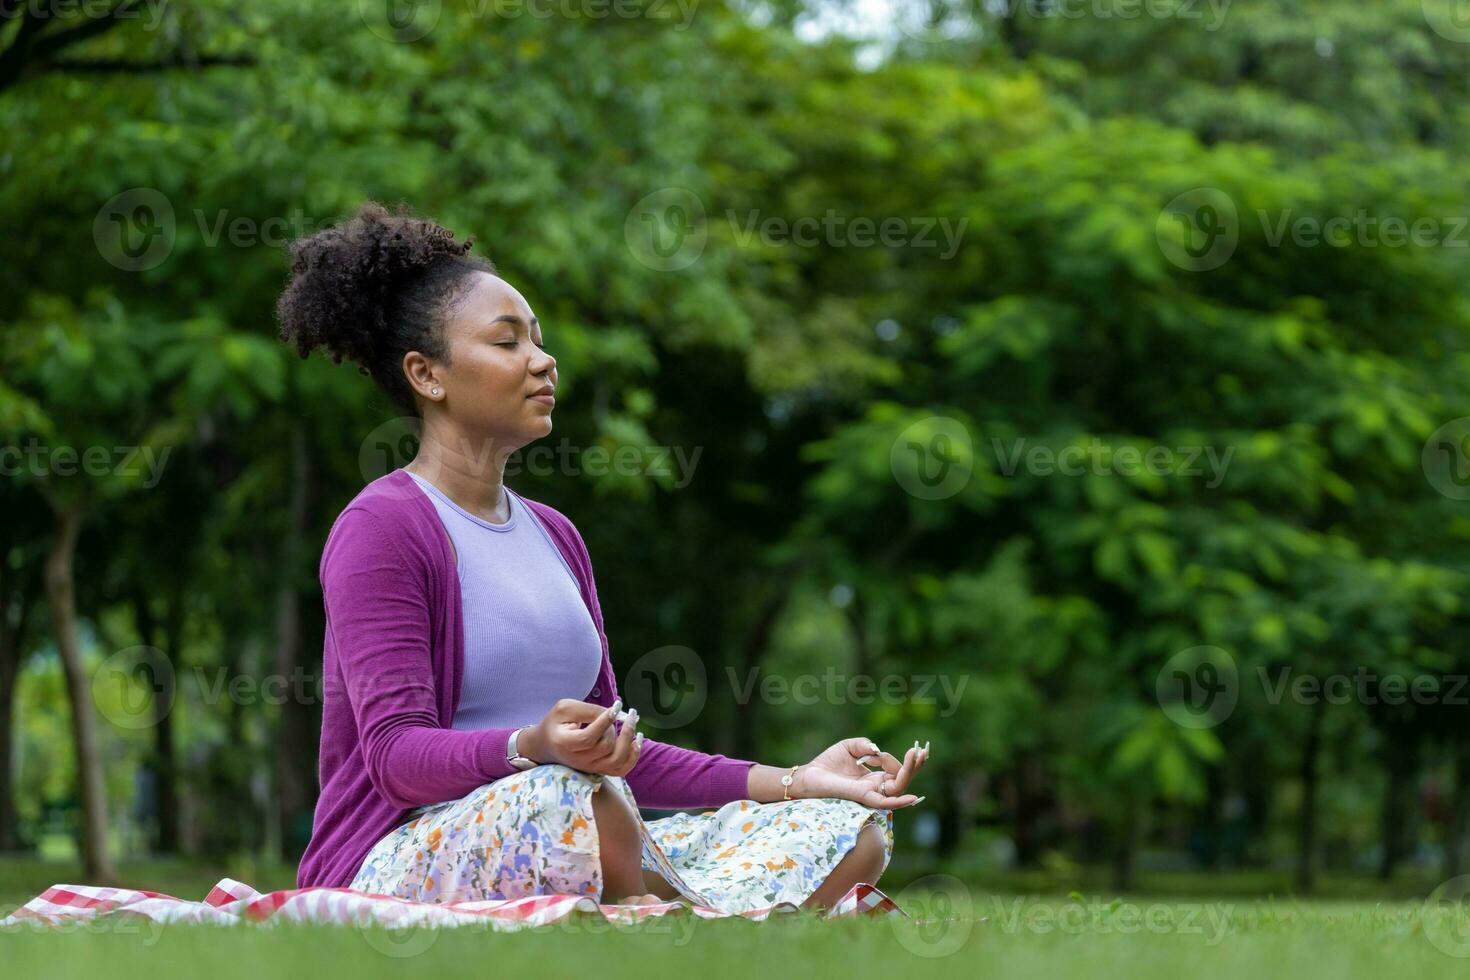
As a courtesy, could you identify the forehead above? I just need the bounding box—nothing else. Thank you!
[452,272,538,330]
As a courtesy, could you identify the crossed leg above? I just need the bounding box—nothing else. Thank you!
[594,783,889,911]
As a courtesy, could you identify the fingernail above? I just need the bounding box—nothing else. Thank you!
[610,698,622,713]
[635,732,644,748]
[909,796,926,806]
[923,740,930,752]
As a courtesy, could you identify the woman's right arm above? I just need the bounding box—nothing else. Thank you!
[322,507,522,809]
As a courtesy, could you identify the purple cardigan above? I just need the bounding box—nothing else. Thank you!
[297,468,757,889]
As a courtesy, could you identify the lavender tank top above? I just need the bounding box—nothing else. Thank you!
[407,472,603,732]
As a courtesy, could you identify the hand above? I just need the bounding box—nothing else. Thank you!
[519,697,644,777]
[792,736,930,810]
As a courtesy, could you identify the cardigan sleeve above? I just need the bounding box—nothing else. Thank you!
[322,506,520,810]
[542,505,758,808]
[626,737,757,809]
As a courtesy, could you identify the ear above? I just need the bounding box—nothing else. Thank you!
[402,350,444,403]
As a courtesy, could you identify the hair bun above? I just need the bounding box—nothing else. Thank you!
[275,200,481,372]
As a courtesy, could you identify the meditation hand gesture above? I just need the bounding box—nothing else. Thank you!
[791,736,929,809]
[518,697,643,777]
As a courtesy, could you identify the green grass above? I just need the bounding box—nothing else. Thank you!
[3,894,1470,979]
[5,859,1470,978]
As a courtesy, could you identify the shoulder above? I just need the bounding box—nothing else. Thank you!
[321,470,437,575]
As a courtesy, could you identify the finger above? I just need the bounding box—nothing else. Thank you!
[862,750,905,776]
[881,745,920,797]
[623,729,645,774]
[862,787,919,809]
[555,697,615,725]
[578,697,622,744]
[600,706,640,772]
[619,728,645,775]
[870,746,905,793]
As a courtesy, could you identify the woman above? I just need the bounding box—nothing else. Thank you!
[279,201,930,911]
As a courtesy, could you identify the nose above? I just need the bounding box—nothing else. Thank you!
[536,350,556,382]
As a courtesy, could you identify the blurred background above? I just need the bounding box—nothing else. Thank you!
[1,0,1468,907]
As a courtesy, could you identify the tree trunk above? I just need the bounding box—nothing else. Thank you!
[935,762,963,859]
[1295,699,1324,892]
[1378,734,1419,881]
[0,561,36,853]
[273,422,315,861]
[0,596,31,852]
[155,580,182,853]
[44,505,115,883]
[1112,797,1139,892]
[1444,739,1470,880]
[1012,752,1043,867]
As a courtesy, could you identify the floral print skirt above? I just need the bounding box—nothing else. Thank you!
[348,763,894,913]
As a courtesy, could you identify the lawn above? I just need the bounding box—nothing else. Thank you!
[3,859,1470,978]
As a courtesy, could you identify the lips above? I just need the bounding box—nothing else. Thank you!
[529,385,555,397]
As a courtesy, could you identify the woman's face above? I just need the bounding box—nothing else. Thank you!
[425,272,557,448]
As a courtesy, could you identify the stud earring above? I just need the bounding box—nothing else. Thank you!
[431,387,441,396]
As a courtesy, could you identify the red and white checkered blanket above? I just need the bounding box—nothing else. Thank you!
[0,879,903,931]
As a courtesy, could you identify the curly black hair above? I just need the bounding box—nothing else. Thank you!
[276,200,496,413]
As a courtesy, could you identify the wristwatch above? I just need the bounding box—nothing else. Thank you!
[506,727,538,771]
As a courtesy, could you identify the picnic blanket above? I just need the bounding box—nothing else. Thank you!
[0,878,903,931]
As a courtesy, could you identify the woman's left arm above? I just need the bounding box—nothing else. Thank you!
[627,734,929,810]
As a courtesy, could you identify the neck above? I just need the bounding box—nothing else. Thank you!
[406,415,519,521]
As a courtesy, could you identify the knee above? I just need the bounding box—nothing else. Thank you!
[849,822,888,879]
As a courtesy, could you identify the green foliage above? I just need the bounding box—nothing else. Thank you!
[0,0,1466,880]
